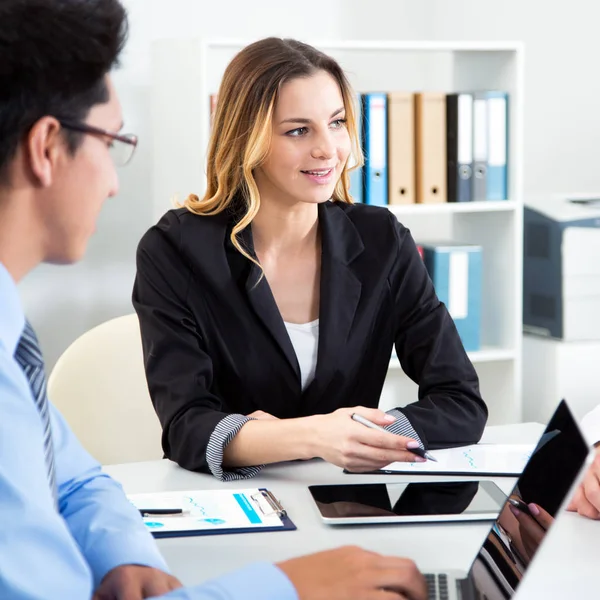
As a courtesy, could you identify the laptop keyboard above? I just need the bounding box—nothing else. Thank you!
[425,573,450,600]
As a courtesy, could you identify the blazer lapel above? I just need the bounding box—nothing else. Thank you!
[310,202,364,396]
[227,224,301,383]
[224,202,364,396]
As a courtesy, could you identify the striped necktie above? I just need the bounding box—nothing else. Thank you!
[14,320,58,504]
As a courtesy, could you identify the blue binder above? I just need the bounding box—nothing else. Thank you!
[348,92,364,203]
[421,242,483,352]
[362,93,388,206]
[486,91,508,201]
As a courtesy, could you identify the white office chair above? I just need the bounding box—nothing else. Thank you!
[47,313,164,465]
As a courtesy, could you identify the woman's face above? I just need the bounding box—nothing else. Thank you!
[254,69,352,208]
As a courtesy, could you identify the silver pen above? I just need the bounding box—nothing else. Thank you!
[351,412,438,462]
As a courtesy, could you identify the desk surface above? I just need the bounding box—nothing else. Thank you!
[105,423,599,599]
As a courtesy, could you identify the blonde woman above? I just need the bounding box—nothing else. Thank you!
[133,37,487,481]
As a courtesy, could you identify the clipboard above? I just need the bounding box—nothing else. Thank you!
[127,487,296,538]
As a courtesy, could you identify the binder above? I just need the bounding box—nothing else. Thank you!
[414,92,447,204]
[128,487,296,539]
[446,93,474,202]
[362,93,388,206]
[472,93,488,202]
[420,242,482,352]
[387,92,415,204]
[348,92,364,203]
[486,91,508,200]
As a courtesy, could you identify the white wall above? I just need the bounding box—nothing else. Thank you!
[342,0,600,196]
[23,0,600,371]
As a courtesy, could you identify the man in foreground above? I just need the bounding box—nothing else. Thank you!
[0,1,426,598]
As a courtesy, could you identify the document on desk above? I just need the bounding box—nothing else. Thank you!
[366,443,537,477]
[127,488,296,538]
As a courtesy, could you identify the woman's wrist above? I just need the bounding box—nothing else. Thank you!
[296,414,325,460]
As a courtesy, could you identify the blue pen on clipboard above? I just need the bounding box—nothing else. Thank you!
[350,413,438,462]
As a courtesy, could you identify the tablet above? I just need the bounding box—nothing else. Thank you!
[308,480,506,525]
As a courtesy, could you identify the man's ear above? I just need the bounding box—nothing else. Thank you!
[27,117,64,188]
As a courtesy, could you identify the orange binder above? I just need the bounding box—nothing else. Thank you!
[414,93,447,204]
[387,92,415,205]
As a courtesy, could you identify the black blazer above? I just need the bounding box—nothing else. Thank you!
[133,201,487,474]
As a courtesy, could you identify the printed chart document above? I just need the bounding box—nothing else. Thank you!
[362,444,537,477]
[127,488,296,538]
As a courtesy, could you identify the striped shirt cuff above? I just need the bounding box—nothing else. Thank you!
[206,414,264,481]
[384,409,424,448]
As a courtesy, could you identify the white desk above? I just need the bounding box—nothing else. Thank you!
[104,423,599,599]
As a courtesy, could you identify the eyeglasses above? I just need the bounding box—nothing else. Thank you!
[58,120,138,166]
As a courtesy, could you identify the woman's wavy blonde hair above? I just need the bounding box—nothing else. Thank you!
[183,37,363,263]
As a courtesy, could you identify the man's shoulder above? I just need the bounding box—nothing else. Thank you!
[0,342,33,408]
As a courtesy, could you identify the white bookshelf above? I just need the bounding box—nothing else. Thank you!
[387,200,517,216]
[151,39,524,425]
[390,346,516,369]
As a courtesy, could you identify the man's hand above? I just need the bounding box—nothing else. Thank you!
[92,565,182,600]
[277,545,427,600]
[567,446,600,520]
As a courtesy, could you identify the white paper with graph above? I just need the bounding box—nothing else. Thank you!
[127,488,296,537]
[377,443,536,476]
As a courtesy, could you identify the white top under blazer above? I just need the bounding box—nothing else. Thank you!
[283,319,319,391]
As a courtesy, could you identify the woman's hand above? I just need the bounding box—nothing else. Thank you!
[309,406,425,472]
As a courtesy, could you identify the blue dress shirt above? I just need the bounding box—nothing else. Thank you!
[0,262,297,600]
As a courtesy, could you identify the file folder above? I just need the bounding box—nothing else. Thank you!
[128,487,297,539]
[421,242,482,352]
[446,93,474,202]
[415,93,447,204]
[348,92,364,203]
[472,93,488,202]
[362,93,388,206]
[387,92,415,205]
[486,91,508,200]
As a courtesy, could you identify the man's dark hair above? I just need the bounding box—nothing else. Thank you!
[0,0,128,182]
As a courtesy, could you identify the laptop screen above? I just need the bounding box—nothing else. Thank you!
[464,400,590,598]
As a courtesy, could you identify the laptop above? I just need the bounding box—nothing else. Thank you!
[425,399,592,600]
